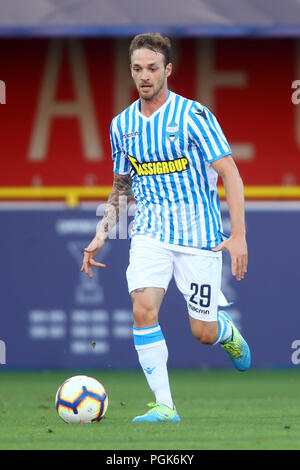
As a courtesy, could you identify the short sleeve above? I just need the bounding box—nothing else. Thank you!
[110,118,130,175]
[188,103,232,163]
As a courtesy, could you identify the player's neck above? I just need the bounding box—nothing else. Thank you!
[139,88,169,118]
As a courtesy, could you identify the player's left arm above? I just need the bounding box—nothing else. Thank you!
[211,155,248,281]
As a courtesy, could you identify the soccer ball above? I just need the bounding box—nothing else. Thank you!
[55,375,108,424]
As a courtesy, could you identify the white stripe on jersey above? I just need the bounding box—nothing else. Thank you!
[110,91,232,249]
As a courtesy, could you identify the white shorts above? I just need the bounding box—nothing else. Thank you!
[126,236,230,322]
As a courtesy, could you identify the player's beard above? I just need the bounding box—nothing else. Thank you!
[137,74,166,102]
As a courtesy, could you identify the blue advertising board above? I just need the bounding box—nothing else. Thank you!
[0,202,299,369]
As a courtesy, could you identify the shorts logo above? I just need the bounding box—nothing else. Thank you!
[166,122,179,142]
[128,155,189,177]
[188,303,210,316]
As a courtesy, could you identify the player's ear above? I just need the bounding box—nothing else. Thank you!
[165,63,172,78]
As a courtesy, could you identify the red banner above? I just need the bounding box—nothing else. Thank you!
[0,38,299,187]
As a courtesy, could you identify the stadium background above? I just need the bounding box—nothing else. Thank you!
[1,0,300,370]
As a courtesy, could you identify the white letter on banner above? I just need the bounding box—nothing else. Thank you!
[196,39,254,161]
[28,39,102,161]
[0,80,6,104]
[294,41,300,148]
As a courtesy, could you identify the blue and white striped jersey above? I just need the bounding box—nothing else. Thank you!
[110,90,231,250]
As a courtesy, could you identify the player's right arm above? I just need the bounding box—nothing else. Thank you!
[81,173,132,278]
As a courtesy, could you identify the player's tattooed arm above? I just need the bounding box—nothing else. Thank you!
[81,173,132,277]
[96,173,133,240]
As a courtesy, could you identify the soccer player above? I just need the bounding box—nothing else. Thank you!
[81,33,250,423]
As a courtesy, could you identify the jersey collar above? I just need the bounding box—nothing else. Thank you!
[136,90,173,120]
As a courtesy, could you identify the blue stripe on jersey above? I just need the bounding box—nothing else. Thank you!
[124,106,130,134]
[122,106,130,169]
[138,115,153,234]
[169,94,186,243]
[179,104,212,246]
[164,95,182,242]
[161,100,175,244]
[130,103,137,177]
[154,112,166,241]
[189,144,212,248]
[128,104,143,235]
[116,114,129,174]
[178,99,198,245]
[146,120,160,235]
[113,117,123,173]
[194,144,219,247]
[135,116,152,232]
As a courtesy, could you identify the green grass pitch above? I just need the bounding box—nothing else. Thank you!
[0,368,299,450]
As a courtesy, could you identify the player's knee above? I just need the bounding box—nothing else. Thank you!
[133,303,158,328]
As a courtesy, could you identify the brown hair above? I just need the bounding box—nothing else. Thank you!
[129,33,172,67]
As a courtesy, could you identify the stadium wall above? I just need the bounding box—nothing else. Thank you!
[0,202,299,369]
[0,37,300,187]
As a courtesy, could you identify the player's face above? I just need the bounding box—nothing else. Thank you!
[130,48,172,101]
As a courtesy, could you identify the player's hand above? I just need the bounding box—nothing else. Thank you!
[212,235,248,281]
[81,237,106,279]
